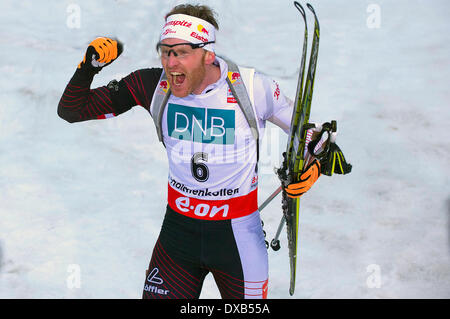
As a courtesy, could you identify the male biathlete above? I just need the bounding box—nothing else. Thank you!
[58,4,321,299]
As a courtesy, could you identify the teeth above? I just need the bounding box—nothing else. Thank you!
[171,72,184,86]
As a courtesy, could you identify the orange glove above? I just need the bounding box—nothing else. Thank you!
[78,37,123,74]
[284,159,321,198]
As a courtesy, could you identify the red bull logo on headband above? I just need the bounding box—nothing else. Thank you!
[197,24,209,36]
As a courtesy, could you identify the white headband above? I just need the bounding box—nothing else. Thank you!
[160,14,216,52]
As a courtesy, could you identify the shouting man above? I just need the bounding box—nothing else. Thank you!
[58,4,321,299]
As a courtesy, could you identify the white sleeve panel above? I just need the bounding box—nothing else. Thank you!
[253,72,293,134]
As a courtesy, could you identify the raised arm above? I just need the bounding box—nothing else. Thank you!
[57,37,162,123]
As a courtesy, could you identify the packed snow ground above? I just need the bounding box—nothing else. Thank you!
[0,0,449,298]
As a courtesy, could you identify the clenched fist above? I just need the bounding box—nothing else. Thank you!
[78,37,123,75]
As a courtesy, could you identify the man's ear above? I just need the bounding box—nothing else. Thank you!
[204,50,216,65]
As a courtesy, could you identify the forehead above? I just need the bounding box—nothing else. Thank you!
[161,38,193,46]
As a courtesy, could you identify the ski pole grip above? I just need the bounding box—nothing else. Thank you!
[331,120,337,132]
[307,120,338,159]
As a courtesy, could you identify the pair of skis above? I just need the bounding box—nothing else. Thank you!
[260,1,320,296]
[260,2,352,296]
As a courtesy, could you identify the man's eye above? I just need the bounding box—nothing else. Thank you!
[176,49,189,56]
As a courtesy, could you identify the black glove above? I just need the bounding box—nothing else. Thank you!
[320,142,352,176]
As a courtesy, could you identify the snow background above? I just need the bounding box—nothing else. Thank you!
[0,0,449,298]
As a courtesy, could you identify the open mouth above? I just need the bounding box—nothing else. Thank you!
[170,72,186,86]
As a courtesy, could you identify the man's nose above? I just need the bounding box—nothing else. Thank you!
[166,51,179,67]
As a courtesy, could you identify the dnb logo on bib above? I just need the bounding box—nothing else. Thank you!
[167,103,235,144]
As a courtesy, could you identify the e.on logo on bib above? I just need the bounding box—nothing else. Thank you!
[167,103,235,144]
[175,196,229,219]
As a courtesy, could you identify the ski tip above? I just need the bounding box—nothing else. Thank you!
[306,4,319,19]
[306,3,320,31]
[293,1,306,17]
[306,3,315,12]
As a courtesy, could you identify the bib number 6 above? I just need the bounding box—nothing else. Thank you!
[191,152,209,182]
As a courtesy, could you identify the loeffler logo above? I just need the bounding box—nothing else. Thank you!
[147,268,164,285]
[197,24,209,36]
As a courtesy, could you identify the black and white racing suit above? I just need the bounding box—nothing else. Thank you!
[58,56,292,299]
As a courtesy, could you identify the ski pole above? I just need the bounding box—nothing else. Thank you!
[270,215,285,251]
[258,185,282,212]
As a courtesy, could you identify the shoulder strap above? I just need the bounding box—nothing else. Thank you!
[222,58,259,143]
[151,72,171,146]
